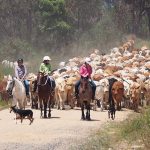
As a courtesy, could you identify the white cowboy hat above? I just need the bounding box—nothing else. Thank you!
[43,56,51,61]
[84,57,91,63]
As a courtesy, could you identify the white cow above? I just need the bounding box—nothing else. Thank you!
[94,78,109,111]
[55,77,67,110]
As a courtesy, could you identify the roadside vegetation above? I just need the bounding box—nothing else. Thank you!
[76,108,150,150]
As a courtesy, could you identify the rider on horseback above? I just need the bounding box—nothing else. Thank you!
[33,56,55,92]
[75,57,96,100]
[15,58,30,98]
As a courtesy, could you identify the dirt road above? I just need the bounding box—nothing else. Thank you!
[0,107,132,150]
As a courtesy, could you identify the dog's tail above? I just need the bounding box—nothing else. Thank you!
[30,111,33,118]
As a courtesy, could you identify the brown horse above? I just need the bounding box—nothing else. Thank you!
[79,77,92,120]
[37,73,51,118]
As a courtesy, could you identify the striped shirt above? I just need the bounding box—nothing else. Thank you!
[15,65,27,79]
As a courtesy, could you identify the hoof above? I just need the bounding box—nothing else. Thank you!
[86,117,91,121]
[81,117,85,120]
[48,114,51,118]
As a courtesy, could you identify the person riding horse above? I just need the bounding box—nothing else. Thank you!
[33,56,55,92]
[75,57,96,100]
[15,58,30,98]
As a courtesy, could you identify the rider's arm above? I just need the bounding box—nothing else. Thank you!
[15,66,19,79]
[89,65,92,77]
[79,65,84,75]
[39,63,45,73]
[48,64,51,75]
[22,65,27,80]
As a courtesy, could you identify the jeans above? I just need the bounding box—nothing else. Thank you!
[23,80,29,95]
[48,76,56,89]
[75,79,96,99]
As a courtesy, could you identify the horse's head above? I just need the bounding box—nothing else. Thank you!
[37,72,48,85]
[6,76,14,95]
[80,76,89,93]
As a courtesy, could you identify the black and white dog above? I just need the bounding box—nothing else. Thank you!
[10,105,34,125]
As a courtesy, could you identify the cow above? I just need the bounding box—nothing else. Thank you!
[0,76,10,103]
[55,77,67,110]
[111,81,124,110]
[65,76,77,109]
[94,78,109,111]
[130,82,141,112]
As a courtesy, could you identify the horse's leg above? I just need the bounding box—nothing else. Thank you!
[81,103,85,120]
[87,103,91,120]
[44,101,47,118]
[48,99,51,118]
[85,101,88,120]
[114,109,116,119]
[39,100,43,118]
[108,110,110,119]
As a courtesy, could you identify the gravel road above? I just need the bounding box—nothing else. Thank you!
[0,107,132,150]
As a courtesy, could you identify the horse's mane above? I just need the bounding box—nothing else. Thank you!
[14,78,24,91]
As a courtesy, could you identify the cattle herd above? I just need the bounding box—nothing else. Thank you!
[0,40,150,119]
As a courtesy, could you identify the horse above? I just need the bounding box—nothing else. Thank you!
[107,78,118,120]
[6,76,27,109]
[78,76,92,120]
[37,73,52,118]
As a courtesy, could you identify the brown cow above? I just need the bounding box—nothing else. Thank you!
[111,81,124,110]
[29,79,38,109]
[130,82,141,112]
[65,76,77,109]
[0,77,10,103]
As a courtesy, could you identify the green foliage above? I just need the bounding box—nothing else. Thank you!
[0,38,35,61]
[39,0,69,30]
[120,108,150,149]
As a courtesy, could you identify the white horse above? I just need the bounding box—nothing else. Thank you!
[6,75,27,109]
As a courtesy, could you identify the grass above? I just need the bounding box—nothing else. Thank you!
[76,108,150,150]
[120,108,150,149]
[0,100,9,110]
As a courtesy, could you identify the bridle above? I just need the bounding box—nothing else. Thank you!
[38,75,49,86]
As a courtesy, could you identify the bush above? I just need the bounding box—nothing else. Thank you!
[0,38,35,62]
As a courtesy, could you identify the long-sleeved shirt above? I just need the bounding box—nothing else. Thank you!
[79,64,92,78]
[15,65,27,79]
[39,63,51,75]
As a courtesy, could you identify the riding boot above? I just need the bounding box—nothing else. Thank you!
[92,91,95,100]
[75,93,79,99]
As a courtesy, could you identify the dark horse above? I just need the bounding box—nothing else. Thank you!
[108,78,117,120]
[79,76,92,120]
[37,73,52,118]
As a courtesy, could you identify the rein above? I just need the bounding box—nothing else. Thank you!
[39,76,49,86]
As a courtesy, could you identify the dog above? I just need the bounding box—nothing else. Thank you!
[10,105,34,125]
